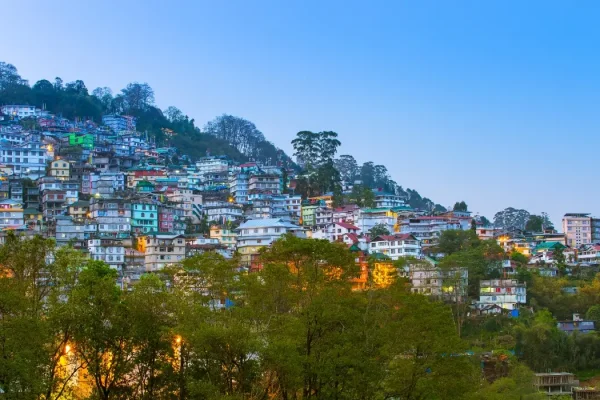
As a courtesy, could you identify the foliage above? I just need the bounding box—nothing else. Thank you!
[0,233,493,399]
[369,223,391,238]
[453,201,468,212]
[525,215,544,232]
[436,229,480,255]
[439,234,505,297]
[510,251,529,265]
[494,207,531,230]
[292,130,342,198]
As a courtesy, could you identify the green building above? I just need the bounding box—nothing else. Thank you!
[68,134,94,149]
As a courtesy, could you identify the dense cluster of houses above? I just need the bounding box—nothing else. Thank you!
[2,106,599,317]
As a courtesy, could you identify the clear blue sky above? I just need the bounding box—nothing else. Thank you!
[2,0,600,227]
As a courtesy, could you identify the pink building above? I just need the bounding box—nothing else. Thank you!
[562,213,591,247]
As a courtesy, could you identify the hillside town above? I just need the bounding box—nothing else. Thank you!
[0,105,597,317]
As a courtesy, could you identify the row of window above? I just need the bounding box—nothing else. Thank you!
[242,228,283,234]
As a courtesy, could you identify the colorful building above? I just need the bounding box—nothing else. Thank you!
[131,203,158,234]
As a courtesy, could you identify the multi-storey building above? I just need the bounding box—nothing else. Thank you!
[356,207,398,234]
[0,199,24,229]
[236,218,305,266]
[42,190,66,219]
[478,279,526,311]
[158,205,185,234]
[576,244,600,264]
[373,190,405,208]
[592,217,600,243]
[400,216,464,247]
[284,194,302,222]
[562,213,592,247]
[248,174,281,194]
[1,105,45,119]
[126,167,165,189]
[24,186,39,210]
[102,114,136,133]
[137,233,186,271]
[202,200,243,223]
[315,207,333,226]
[209,226,238,249]
[89,198,131,237]
[68,200,89,220]
[0,142,48,177]
[88,238,126,270]
[85,172,126,197]
[8,180,22,202]
[368,233,421,260]
[131,202,158,234]
[311,221,361,242]
[196,156,228,177]
[50,159,70,180]
[229,163,260,204]
[54,215,86,248]
[409,257,468,302]
[167,189,203,223]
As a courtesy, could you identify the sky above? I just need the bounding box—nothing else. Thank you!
[2,0,600,227]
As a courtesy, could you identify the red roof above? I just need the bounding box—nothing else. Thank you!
[344,233,359,243]
[335,221,359,230]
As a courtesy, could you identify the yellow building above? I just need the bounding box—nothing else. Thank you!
[209,225,237,249]
[50,159,71,180]
[68,200,89,220]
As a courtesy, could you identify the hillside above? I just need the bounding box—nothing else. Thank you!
[0,61,444,210]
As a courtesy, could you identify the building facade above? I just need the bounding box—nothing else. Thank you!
[562,213,592,247]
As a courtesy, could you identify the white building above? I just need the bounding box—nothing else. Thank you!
[356,208,397,234]
[88,238,126,270]
[1,105,44,119]
[577,244,600,265]
[0,199,24,229]
[400,216,464,247]
[196,156,228,177]
[236,218,305,266]
[202,200,243,223]
[478,279,526,311]
[312,221,361,242]
[83,172,126,197]
[373,190,405,208]
[369,233,421,260]
[167,189,203,223]
[0,142,48,177]
[315,207,333,226]
[89,198,131,237]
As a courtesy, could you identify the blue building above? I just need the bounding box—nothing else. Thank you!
[131,202,158,234]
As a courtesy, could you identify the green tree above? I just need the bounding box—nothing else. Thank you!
[436,229,480,255]
[525,215,544,232]
[510,250,529,265]
[453,201,468,212]
[369,223,391,238]
[586,305,600,325]
[471,363,546,400]
[70,261,133,400]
